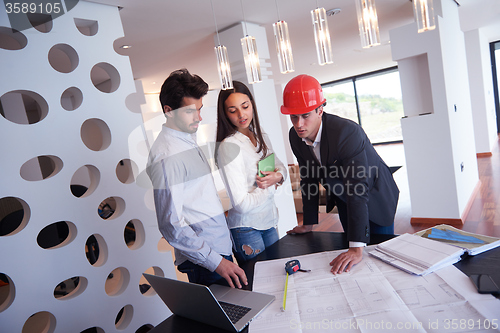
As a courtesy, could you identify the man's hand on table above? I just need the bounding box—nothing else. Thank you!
[329,247,363,274]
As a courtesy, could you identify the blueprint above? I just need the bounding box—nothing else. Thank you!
[250,247,500,333]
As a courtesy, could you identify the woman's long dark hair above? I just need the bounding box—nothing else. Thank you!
[215,81,269,164]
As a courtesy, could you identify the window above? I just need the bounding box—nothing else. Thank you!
[322,67,404,144]
[323,80,358,124]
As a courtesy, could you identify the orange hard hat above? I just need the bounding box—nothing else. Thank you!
[281,74,326,115]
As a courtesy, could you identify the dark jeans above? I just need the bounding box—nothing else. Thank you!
[177,255,233,286]
[230,227,279,264]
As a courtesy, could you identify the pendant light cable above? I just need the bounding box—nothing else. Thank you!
[239,0,249,36]
[210,0,221,46]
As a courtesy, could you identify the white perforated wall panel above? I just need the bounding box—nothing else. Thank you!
[0,2,176,332]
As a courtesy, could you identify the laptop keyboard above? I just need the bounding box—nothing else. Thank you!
[219,301,252,324]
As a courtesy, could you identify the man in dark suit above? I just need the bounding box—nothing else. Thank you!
[281,74,399,274]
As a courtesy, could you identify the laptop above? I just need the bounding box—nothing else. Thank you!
[143,274,275,332]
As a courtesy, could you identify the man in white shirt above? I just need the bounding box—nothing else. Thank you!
[146,69,247,288]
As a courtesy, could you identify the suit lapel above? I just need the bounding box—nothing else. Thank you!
[300,140,317,164]
[320,113,329,166]
[308,146,321,165]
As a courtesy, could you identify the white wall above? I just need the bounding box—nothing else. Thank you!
[0,2,176,332]
[390,0,479,220]
[465,29,498,154]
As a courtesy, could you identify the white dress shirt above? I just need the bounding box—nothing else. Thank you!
[146,125,232,272]
[217,131,287,230]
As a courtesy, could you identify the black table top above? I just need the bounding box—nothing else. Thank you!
[149,232,500,333]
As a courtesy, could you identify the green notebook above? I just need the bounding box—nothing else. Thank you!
[258,153,275,177]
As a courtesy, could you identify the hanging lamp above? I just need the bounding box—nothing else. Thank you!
[413,0,436,33]
[211,0,233,90]
[273,0,294,74]
[240,0,262,84]
[311,7,333,66]
[355,0,381,48]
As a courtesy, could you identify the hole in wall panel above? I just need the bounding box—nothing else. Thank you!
[0,90,48,125]
[157,237,170,253]
[0,197,30,236]
[85,234,107,266]
[91,62,120,93]
[98,196,125,220]
[28,13,53,33]
[116,159,138,184]
[125,92,142,113]
[74,18,98,36]
[0,27,28,50]
[48,43,79,73]
[70,164,100,198]
[124,219,144,250]
[81,118,111,151]
[140,266,164,296]
[115,304,133,330]
[20,155,63,181]
[53,276,87,300]
[81,327,104,333]
[105,267,130,296]
[37,221,76,249]
[136,324,154,333]
[0,273,15,312]
[22,311,56,333]
[61,87,83,111]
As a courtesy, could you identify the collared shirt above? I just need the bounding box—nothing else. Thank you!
[146,125,232,272]
[302,121,323,165]
[217,131,287,230]
[302,119,365,248]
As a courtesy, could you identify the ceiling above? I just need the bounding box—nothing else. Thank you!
[87,0,500,94]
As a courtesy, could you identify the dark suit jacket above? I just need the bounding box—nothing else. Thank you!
[289,113,399,243]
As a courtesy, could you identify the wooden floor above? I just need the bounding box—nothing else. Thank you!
[297,136,500,238]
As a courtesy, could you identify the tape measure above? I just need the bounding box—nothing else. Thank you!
[285,259,310,275]
[282,259,311,311]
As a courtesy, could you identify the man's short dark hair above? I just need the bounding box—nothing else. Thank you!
[159,68,209,112]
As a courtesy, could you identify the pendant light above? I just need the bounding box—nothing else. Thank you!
[211,0,233,90]
[413,0,436,33]
[240,0,262,84]
[311,7,333,66]
[355,0,381,48]
[273,0,294,74]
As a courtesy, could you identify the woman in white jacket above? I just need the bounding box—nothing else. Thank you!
[215,81,287,263]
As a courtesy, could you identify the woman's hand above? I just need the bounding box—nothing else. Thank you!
[256,171,283,189]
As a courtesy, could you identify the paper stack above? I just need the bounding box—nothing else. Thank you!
[369,233,465,275]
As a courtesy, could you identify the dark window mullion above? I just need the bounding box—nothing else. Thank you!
[352,78,362,127]
[490,41,500,134]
